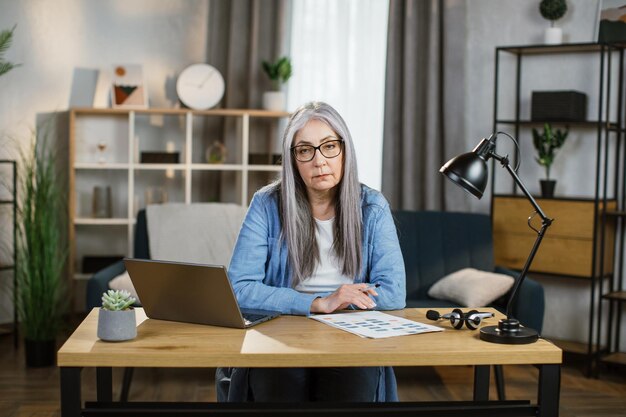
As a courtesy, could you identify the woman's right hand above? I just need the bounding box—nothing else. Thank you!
[310,283,378,314]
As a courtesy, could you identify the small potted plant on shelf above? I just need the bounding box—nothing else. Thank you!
[532,122,568,198]
[261,56,292,111]
[539,0,568,44]
[97,289,137,342]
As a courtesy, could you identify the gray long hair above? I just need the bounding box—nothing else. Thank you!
[275,101,362,286]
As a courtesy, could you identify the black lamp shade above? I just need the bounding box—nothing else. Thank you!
[439,152,488,199]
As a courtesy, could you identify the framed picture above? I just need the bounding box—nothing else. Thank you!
[111,64,148,108]
[597,1,626,43]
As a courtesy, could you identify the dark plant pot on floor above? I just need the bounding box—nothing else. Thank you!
[24,339,56,367]
[540,179,556,198]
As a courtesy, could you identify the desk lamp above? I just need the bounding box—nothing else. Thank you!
[439,131,552,344]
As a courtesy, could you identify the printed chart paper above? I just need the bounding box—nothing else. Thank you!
[309,311,444,339]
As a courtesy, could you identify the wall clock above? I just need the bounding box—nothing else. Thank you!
[176,64,225,110]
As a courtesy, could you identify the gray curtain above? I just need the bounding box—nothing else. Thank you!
[381,0,466,212]
[203,0,287,202]
[207,0,287,109]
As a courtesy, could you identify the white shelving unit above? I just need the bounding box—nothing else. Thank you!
[69,107,288,280]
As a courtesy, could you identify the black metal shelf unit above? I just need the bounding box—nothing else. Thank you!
[0,160,17,348]
[491,42,624,376]
[601,192,626,368]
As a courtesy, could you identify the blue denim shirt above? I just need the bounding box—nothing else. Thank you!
[219,184,406,402]
[227,184,407,315]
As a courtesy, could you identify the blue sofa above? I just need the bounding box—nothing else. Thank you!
[393,210,544,332]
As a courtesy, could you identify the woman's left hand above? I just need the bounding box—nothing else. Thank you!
[310,283,378,314]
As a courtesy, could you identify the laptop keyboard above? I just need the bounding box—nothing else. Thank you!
[243,313,267,323]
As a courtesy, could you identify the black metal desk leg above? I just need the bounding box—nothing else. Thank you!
[60,367,82,417]
[97,367,113,402]
[473,365,490,401]
[538,364,561,417]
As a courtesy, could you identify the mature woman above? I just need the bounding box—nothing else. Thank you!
[218,101,406,402]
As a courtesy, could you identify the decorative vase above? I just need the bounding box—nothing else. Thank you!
[24,339,56,367]
[92,186,112,218]
[544,27,562,44]
[206,141,227,164]
[97,308,137,342]
[540,179,556,198]
[262,91,286,111]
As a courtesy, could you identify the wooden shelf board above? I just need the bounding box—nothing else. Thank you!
[600,352,626,366]
[74,218,132,225]
[70,107,291,118]
[495,119,619,129]
[74,273,92,281]
[74,163,130,170]
[498,42,623,55]
[190,164,244,171]
[248,165,282,172]
[603,291,626,302]
[548,338,599,355]
[134,164,186,170]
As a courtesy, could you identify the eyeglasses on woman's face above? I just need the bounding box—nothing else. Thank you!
[290,139,344,162]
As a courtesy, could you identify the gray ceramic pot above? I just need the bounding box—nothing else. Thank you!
[97,308,137,342]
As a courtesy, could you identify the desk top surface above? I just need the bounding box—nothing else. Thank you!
[57,308,562,368]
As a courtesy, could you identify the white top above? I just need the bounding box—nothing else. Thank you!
[294,217,353,294]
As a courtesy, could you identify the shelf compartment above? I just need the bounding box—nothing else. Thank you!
[134,113,186,165]
[74,170,128,219]
[191,170,242,205]
[493,196,617,277]
[602,291,626,302]
[600,352,626,366]
[549,338,602,355]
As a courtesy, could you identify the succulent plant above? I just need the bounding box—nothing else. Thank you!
[101,289,136,311]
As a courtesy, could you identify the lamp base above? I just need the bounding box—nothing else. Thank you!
[479,318,538,344]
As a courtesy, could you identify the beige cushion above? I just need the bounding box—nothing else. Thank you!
[427,268,514,307]
[109,271,140,304]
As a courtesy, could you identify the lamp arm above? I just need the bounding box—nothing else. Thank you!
[493,152,551,223]
[490,151,553,320]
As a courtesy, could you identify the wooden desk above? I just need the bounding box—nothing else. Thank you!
[58,308,562,416]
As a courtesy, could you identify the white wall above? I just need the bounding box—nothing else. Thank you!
[0,0,209,323]
[464,0,625,348]
[0,0,208,150]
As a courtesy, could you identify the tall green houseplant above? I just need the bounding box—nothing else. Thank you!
[0,25,20,77]
[16,130,68,367]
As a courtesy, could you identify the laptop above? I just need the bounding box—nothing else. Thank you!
[124,258,280,329]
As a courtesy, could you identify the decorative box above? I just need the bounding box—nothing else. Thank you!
[140,152,180,164]
[531,90,586,122]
